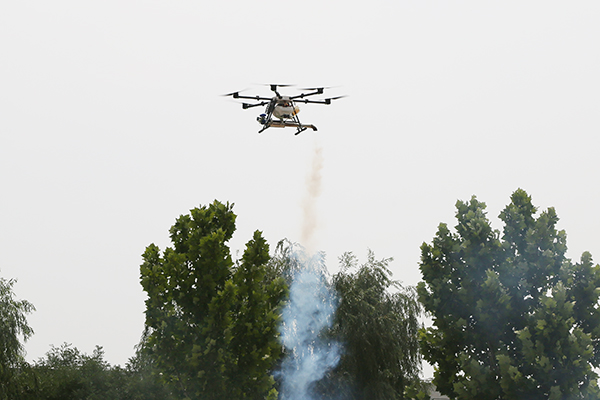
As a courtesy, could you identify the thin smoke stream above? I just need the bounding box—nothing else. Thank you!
[300,144,323,254]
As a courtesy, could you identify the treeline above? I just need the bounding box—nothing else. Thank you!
[1,201,424,400]
[3,190,600,400]
[3,343,173,399]
[136,201,424,400]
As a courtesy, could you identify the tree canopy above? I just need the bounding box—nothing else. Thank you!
[0,275,35,398]
[418,189,600,400]
[139,200,286,400]
[10,191,600,399]
[328,251,423,400]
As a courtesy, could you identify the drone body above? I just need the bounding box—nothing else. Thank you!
[224,85,343,135]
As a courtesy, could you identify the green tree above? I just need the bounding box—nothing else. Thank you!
[139,200,285,400]
[418,189,600,400]
[15,342,175,400]
[228,231,286,400]
[328,251,423,400]
[122,345,176,400]
[28,343,132,400]
[0,275,35,398]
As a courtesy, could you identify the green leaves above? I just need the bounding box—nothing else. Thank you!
[419,189,600,400]
[330,250,423,400]
[139,201,284,400]
[0,275,35,398]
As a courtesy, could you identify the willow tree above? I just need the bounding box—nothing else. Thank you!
[329,251,423,400]
[418,189,600,400]
[0,275,35,398]
[139,201,285,400]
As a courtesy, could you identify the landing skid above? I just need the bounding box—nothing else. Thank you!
[258,120,317,134]
[294,127,308,135]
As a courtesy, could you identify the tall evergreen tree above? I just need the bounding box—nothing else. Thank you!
[418,189,600,399]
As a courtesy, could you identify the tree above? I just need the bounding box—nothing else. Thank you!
[13,342,176,400]
[227,231,286,400]
[123,344,176,400]
[139,200,285,399]
[0,275,35,398]
[29,343,119,399]
[418,189,600,399]
[328,251,423,400]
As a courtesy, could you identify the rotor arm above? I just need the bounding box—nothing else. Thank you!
[223,91,272,101]
[289,89,325,100]
[293,96,345,105]
[242,101,269,109]
[234,94,273,101]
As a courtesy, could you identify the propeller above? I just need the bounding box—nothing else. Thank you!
[222,90,246,98]
[299,86,341,93]
[262,83,295,93]
[323,96,346,104]
[299,86,333,91]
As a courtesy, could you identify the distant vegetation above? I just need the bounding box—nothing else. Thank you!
[2,192,600,399]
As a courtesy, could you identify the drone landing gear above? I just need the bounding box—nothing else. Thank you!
[258,123,271,134]
[257,120,317,134]
[295,126,308,135]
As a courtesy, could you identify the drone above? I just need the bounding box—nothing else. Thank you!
[224,84,344,135]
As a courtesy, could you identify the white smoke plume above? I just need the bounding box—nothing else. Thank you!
[277,249,340,400]
[300,144,324,254]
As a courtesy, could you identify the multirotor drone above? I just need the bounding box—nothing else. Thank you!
[224,84,344,135]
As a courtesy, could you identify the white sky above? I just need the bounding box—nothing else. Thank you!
[1,1,599,377]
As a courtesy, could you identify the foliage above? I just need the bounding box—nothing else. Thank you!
[8,342,175,400]
[139,200,285,400]
[123,345,177,400]
[0,275,35,398]
[27,343,121,399]
[328,250,423,400]
[267,239,327,285]
[418,189,600,400]
[228,231,287,399]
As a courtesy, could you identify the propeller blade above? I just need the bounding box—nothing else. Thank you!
[324,95,347,104]
[299,86,333,91]
[263,83,295,93]
[222,90,245,98]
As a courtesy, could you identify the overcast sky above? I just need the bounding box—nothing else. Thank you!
[1,1,599,376]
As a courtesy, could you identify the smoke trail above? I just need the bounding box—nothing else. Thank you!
[301,144,324,254]
[278,248,340,400]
